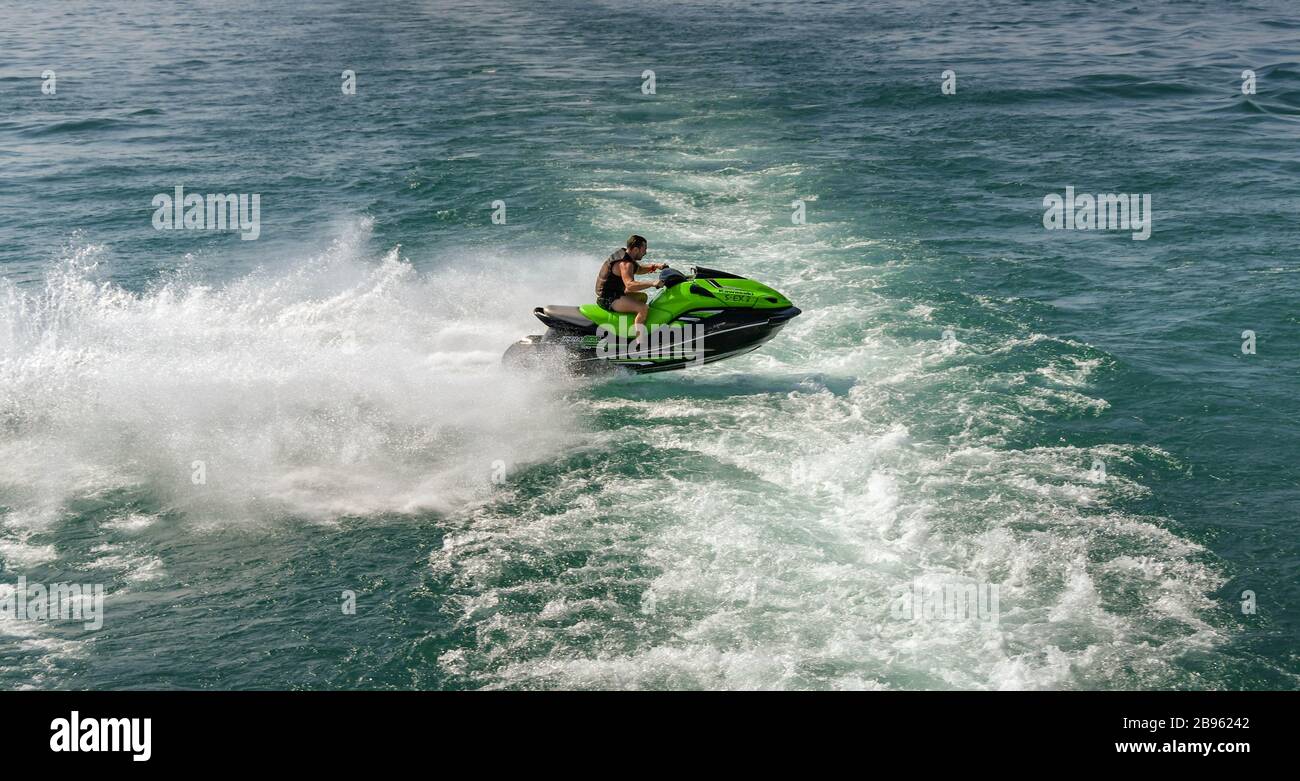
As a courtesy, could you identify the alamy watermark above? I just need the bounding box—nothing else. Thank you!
[152,186,261,240]
[941,68,956,95]
[889,578,1000,626]
[50,711,151,762]
[1043,186,1151,240]
[1240,589,1256,615]
[0,576,104,630]
[595,323,705,364]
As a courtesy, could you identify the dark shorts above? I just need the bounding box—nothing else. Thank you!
[596,296,616,311]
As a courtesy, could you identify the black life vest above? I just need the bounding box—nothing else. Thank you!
[595,248,637,301]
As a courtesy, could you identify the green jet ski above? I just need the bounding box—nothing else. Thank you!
[503,266,800,374]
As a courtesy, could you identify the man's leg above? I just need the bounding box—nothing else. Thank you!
[611,294,650,354]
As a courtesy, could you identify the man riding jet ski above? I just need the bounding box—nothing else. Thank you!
[504,235,800,374]
[593,234,665,350]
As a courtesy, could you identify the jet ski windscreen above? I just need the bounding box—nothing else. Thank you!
[691,266,747,280]
[659,267,689,287]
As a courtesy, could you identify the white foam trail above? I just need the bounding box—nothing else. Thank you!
[422,177,1224,690]
[0,220,583,528]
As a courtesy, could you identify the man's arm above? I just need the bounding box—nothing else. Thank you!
[619,263,662,293]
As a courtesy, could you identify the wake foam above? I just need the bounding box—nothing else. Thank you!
[0,221,583,527]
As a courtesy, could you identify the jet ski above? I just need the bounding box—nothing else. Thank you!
[503,266,800,374]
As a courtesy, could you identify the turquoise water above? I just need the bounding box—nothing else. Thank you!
[1,0,1297,689]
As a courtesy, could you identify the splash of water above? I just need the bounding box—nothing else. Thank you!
[0,222,583,528]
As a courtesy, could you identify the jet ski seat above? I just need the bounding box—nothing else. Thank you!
[538,305,593,327]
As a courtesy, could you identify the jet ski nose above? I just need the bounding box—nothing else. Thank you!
[768,306,801,322]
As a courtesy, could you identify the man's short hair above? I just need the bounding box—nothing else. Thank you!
[626,234,647,249]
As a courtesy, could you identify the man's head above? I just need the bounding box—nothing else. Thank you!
[626,234,647,260]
